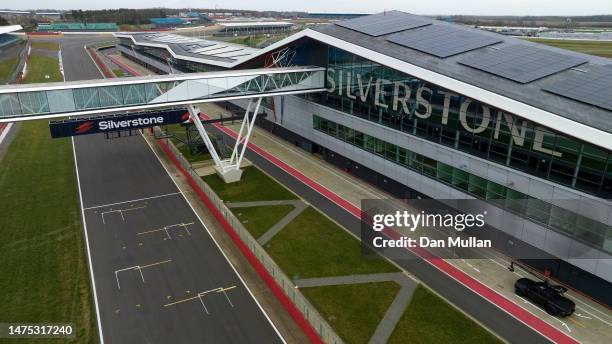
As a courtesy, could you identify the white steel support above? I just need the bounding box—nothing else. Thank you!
[187,104,223,167]
[187,98,263,183]
[228,97,262,170]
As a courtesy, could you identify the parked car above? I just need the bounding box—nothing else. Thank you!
[515,278,575,317]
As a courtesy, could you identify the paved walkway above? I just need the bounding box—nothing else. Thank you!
[295,272,417,344]
[227,199,308,245]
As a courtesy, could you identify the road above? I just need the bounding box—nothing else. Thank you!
[61,36,283,344]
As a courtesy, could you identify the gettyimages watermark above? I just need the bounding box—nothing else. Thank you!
[360,199,606,261]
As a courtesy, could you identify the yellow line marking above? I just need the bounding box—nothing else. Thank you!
[568,317,585,328]
[136,227,165,235]
[139,259,172,269]
[164,295,200,307]
[217,285,237,293]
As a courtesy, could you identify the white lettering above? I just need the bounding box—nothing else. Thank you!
[459,99,490,134]
[533,127,562,157]
[393,81,412,114]
[415,86,432,119]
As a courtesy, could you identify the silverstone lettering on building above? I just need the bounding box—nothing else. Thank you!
[325,68,562,158]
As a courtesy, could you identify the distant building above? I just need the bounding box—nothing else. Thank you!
[0,25,22,48]
[216,21,296,36]
[36,22,118,32]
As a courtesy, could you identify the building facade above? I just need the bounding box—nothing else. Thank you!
[113,12,612,305]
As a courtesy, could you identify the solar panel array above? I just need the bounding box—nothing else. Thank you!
[386,24,503,58]
[335,11,431,37]
[459,45,588,83]
[543,65,612,111]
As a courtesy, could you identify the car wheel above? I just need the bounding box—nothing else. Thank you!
[545,303,557,316]
[515,287,525,296]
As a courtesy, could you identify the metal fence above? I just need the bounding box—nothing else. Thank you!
[154,127,343,344]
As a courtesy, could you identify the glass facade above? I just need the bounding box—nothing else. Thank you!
[304,47,612,199]
[313,115,612,254]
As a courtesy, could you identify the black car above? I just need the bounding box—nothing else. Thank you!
[515,278,575,317]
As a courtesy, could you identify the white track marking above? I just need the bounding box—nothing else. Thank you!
[0,123,14,145]
[143,134,286,343]
[84,192,181,210]
[72,137,105,344]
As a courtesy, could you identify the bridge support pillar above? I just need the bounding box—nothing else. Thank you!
[188,98,263,183]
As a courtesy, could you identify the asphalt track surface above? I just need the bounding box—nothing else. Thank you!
[207,124,555,344]
[62,36,283,344]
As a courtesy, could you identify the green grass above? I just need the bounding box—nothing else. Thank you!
[0,54,96,343]
[24,55,63,83]
[176,143,211,163]
[234,204,296,239]
[301,282,401,344]
[266,206,398,279]
[0,57,19,84]
[203,166,297,202]
[112,68,125,77]
[388,285,502,344]
[524,37,612,58]
[30,41,60,51]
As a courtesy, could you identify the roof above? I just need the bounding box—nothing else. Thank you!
[218,21,294,28]
[310,12,612,135]
[0,25,22,35]
[113,32,260,68]
[230,13,612,151]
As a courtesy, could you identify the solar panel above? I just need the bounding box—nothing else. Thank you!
[459,45,588,83]
[543,65,612,111]
[386,24,503,58]
[335,11,431,37]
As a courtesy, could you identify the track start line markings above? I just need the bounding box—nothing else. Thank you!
[163,286,237,315]
[101,205,147,224]
[136,222,195,240]
[114,259,172,289]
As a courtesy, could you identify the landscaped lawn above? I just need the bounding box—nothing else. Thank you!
[233,204,295,239]
[113,68,125,77]
[0,53,96,343]
[524,37,612,58]
[203,166,297,202]
[301,281,401,344]
[31,41,61,51]
[266,206,398,279]
[24,55,63,83]
[388,285,503,344]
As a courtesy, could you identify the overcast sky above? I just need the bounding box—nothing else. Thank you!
[1,0,611,16]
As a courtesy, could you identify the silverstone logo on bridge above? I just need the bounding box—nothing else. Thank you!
[49,108,191,138]
[97,116,165,131]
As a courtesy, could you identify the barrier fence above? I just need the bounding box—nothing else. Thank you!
[153,126,343,344]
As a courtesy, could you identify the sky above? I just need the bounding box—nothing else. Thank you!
[1,0,611,16]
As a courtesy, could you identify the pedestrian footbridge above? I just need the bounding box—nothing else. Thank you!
[0,66,325,122]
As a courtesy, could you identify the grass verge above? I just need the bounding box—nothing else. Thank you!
[0,57,19,84]
[112,68,125,77]
[203,166,297,202]
[301,282,401,344]
[524,37,612,58]
[24,55,63,83]
[266,206,398,279]
[0,54,96,343]
[31,41,61,51]
[388,285,503,344]
[234,204,296,239]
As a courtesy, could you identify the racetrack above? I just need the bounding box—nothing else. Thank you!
[63,36,283,344]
